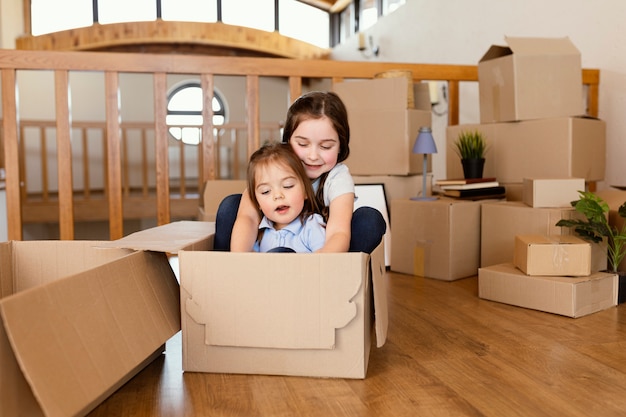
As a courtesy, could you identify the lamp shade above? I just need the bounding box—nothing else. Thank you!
[412,126,437,154]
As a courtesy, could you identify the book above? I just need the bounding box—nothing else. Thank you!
[435,177,496,186]
[443,186,506,199]
[440,181,499,190]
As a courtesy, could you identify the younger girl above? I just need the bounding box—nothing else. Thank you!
[247,142,325,253]
[215,91,385,254]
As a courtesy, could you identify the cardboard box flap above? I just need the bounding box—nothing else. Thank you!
[369,241,388,347]
[505,36,580,56]
[99,220,215,253]
[0,251,180,417]
[183,252,365,350]
[479,44,512,62]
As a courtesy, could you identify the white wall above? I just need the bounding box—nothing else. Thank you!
[332,0,625,189]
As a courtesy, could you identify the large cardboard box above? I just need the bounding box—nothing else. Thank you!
[390,198,482,280]
[522,177,585,208]
[446,117,605,183]
[514,234,591,276]
[478,36,583,123]
[334,77,432,175]
[481,201,607,272]
[0,221,213,417]
[478,263,617,318]
[179,239,387,379]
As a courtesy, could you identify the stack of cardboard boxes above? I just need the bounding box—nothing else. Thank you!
[478,179,618,317]
[446,37,606,196]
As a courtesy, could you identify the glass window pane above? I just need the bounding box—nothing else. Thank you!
[98,0,156,24]
[279,0,329,48]
[360,0,378,31]
[161,0,218,22]
[168,86,203,111]
[31,0,93,35]
[222,0,274,32]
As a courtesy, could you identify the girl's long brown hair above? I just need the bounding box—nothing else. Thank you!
[281,91,350,220]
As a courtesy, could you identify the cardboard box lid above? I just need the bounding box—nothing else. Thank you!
[182,240,388,350]
[334,77,411,111]
[480,36,580,62]
[0,249,180,417]
[99,220,215,253]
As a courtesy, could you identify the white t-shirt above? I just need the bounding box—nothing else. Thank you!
[312,163,355,207]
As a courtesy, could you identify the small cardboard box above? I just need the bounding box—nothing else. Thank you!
[478,263,617,318]
[446,117,606,183]
[180,239,387,379]
[390,198,482,280]
[334,77,432,175]
[0,221,214,417]
[480,201,607,272]
[522,178,585,208]
[200,180,247,221]
[514,234,591,276]
[478,36,583,123]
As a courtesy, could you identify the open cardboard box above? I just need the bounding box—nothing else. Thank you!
[0,221,214,417]
[179,238,388,379]
[478,36,583,123]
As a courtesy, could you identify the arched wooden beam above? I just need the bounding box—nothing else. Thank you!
[16,20,331,60]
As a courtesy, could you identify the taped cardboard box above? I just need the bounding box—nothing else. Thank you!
[522,177,585,208]
[514,234,591,276]
[480,201,607,272]
[334,77,432,175]
[390,198,482,281]
[180,240,387,379]
[0,221,214,417]
[478,263,617,318]
[478,36,583,123]
[446,117,606,183]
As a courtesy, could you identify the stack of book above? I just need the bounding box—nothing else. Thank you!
[435,177,506,200]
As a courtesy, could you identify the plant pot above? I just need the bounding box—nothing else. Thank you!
[461,158,485,179]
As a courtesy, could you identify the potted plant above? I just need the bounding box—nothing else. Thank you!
[453,129,488,179]
[556,190,626,303]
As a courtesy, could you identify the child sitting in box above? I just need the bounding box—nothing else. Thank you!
[247,142,325,253]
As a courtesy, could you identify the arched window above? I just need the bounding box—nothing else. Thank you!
[166,82,225,145]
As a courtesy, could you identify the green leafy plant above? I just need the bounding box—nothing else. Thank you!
[556,190,626,273]
[453,130,487,160]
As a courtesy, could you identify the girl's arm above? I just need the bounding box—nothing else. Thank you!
[317,192,354,253]
[230,189,261,252]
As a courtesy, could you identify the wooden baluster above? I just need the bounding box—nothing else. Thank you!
[2,68,22,240]
[55,69,74,240]
[105,71,124,240]
[246,75,260,158]
[153,72,170,226]
[201,73,216,182]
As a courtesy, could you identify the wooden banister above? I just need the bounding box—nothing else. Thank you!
[0,49,601,241]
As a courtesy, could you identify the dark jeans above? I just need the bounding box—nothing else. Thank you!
[214,193,386,254]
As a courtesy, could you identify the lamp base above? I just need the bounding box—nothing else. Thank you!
[411,196,438,201]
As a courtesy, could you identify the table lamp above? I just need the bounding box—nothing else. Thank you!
[411,126,438,201]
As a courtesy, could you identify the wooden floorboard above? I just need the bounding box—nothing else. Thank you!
[87,270,626,417]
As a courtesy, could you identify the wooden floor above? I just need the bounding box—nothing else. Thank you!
[88,270,626,417]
